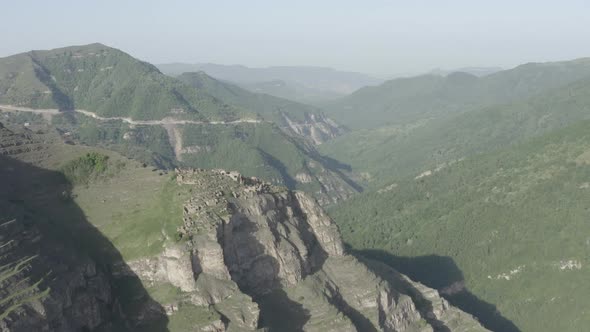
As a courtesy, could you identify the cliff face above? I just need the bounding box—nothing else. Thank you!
[125,168,489,331]
[280,112,345,145]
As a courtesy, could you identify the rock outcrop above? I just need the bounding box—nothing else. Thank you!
[280,112,345,145]
[124,168,489,331]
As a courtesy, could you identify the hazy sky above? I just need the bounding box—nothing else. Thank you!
[3,0,590,77]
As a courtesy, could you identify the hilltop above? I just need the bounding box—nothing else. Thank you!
[0,43,240,121]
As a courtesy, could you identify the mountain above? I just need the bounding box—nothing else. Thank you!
[0,44,357,205]
[323,58,590,129]
[241,79,344,103]
[177,71,345,145]
[320,74,590,187]
[328,119,590,332]
[157,63,383,103]
[429,67,503,77]
[0,43,240,121]
[0,121,487,331]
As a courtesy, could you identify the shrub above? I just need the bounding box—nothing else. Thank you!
[61,152,110,185]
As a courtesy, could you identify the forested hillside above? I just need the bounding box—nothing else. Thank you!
[321,69,590,187]
[330,120,590,332]
[323,58,590,129]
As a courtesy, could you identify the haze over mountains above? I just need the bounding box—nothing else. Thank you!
[2,41,590,332]
[157,63,384,103]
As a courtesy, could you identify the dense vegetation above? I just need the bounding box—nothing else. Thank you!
[330,120,590,332]
[177,71,320,122]
[0,43,243,121]
[320,73,590,188]
[180,122,318,190]
[60,152,110,184]
[320,58,590,331]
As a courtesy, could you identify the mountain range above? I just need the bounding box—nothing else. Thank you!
[0,121,487,331]
[0,43,358,205]
[157,63,383,103]
[318,56,590,331]
[3,41,590,332]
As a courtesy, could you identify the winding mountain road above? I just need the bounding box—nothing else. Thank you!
[0,105,263,126]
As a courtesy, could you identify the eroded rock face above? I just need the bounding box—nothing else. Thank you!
[125,246,198,292]
[166,168,489,332]
[280,112,345,145]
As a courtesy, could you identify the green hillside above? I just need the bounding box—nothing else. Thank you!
[0,43,241,121]
[320,75,590,187]
[323,58,590,129]
[177,71,319,123]
[329,120,590,332]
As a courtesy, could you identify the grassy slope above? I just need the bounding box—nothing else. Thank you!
[329,120,590,332]
[0,123,219,330]
[5,129,187,262]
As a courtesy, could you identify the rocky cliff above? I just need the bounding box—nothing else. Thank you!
[279,111,345,145]
[125,168,489,331]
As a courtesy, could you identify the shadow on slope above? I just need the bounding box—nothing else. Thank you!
[257,288,311,332]
[0,154,169,331]
[356,249,521,332]
[222,198,363,331]
[30,56,74,110]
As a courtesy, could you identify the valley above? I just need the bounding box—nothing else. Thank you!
[1,35,590,332]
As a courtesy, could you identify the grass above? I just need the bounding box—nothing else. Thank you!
[167,304,221,331]
[146,283,183,304]
[72,162,189,261]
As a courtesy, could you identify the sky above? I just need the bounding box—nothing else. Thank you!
[2,0,590,77]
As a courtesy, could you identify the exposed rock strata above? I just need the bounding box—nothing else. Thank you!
[280,112,345,145]
[124,168,489,331]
